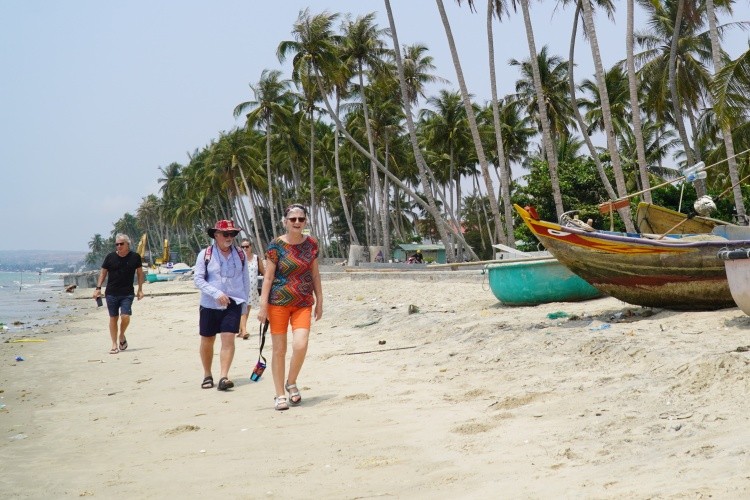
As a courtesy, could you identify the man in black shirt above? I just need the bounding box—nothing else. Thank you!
[93,234,145,354]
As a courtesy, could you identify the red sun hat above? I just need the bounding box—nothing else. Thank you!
[207,220,242,238]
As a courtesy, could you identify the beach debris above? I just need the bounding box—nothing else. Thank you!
[64,284,77,293]
[12,321,24,326]
[9,339,46,343]
[735,345,750,352]
[546,311,569,319]
[14,356,24,362]
[378,340,386,345]
[590,323,611,331]
[163,424,200,436]
[354,318,380,328]
[37,299,47,302]
[408,304,419,314]
[345,345,417,356]
[8,433,27,441]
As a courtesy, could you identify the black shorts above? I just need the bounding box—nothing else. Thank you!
[199,300,242,337]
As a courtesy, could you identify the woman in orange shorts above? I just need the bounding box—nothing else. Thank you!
[258,204,323,411]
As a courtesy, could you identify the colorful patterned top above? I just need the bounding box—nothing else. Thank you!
[266,236,319,307]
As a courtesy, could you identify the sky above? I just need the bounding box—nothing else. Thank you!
[1,1,748,252]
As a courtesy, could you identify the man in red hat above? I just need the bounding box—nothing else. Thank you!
[193,220,250,391]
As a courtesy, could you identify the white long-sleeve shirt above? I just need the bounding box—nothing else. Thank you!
[194,244,249,310]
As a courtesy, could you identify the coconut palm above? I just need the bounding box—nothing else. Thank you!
[340,12,391,257]
[234,69,294,239]
[626,0,653,203]
[435,0,505,245]
[565,1,619,206]
[577,0,636,232]
[278,9,341,232]
[517,0,565,218]
[706,0,746,218]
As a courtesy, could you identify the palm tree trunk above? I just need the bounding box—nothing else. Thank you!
[436,0,505,245]
[707,0,746,218]
[333,95,360,245]
[309,109,316,230]
[519,0,565,218]
[265,125,277,239]
[568,2,618,202]
[486,0,515,247]
[668,0,700,188]
[580,0,636,232]
[626,0,652,204]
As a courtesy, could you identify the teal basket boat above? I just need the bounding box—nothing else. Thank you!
[487,257,603,306]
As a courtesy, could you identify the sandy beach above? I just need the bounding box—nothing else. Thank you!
[2,270,749,498]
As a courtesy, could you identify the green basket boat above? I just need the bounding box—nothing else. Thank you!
[487,257,603,306]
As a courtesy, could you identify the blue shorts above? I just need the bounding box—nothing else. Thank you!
[199,300,242,337]
[106,295,134,318]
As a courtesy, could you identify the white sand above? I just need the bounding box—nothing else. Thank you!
[1,272,749,498]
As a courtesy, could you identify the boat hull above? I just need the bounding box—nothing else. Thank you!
[635,202,727,234]
[146,273,176,283]
[487,258,602,306]
[718,249,750,316]
[515,204,747,310]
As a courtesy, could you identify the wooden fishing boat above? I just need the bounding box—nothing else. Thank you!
[487,256,602,306]
[515,204,750,310]
[718,248,750,316]
[635,202,728,234]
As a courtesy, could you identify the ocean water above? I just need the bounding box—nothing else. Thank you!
[0,271,70,336]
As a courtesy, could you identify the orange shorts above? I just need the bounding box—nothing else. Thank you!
[267,304,312,334]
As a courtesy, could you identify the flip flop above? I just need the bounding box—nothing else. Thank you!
[201,376,214,389]
[217,377,234,391]
[109,347,119,354]
[119,339,128,351]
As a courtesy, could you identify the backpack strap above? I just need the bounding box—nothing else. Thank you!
[203,244,245,281]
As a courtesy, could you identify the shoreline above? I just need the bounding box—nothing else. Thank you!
[2,277,750,497]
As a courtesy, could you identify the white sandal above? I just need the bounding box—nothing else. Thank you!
[285,381,302,405]
[274,395,289,411]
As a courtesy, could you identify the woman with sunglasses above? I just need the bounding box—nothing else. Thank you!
[258,204,323,411]
[237,238,265,340]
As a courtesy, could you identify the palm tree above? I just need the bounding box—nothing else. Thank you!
[278,9,341,232]
[435,0,506,245]
[578,0,636,232]
[382,0,476,261]
[518,0,565,218]
[566,1,618,206]
[340,12,391,257]
[234,69,293,239]
[712,44,750,221]
[706,0,746,219]
[626,0,653,203]
[485,0,515,246]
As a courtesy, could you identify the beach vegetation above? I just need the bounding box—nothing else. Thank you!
[83,2,750,263]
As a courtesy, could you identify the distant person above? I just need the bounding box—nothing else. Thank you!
[409,249,424,264]
[258,204,323,411]
[94,234,145,354]
[238,238,265,340]
[194,220,249,391]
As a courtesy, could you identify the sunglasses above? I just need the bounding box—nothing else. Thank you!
[115,242,126,246]
[241,245,250,249]
[218,231,237,237]
[287,217,306,223]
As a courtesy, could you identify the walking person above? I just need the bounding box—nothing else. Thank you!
[238,238,265,340]
[194,220,249,391]
[258,204,323,411]
[93,234,145,354]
